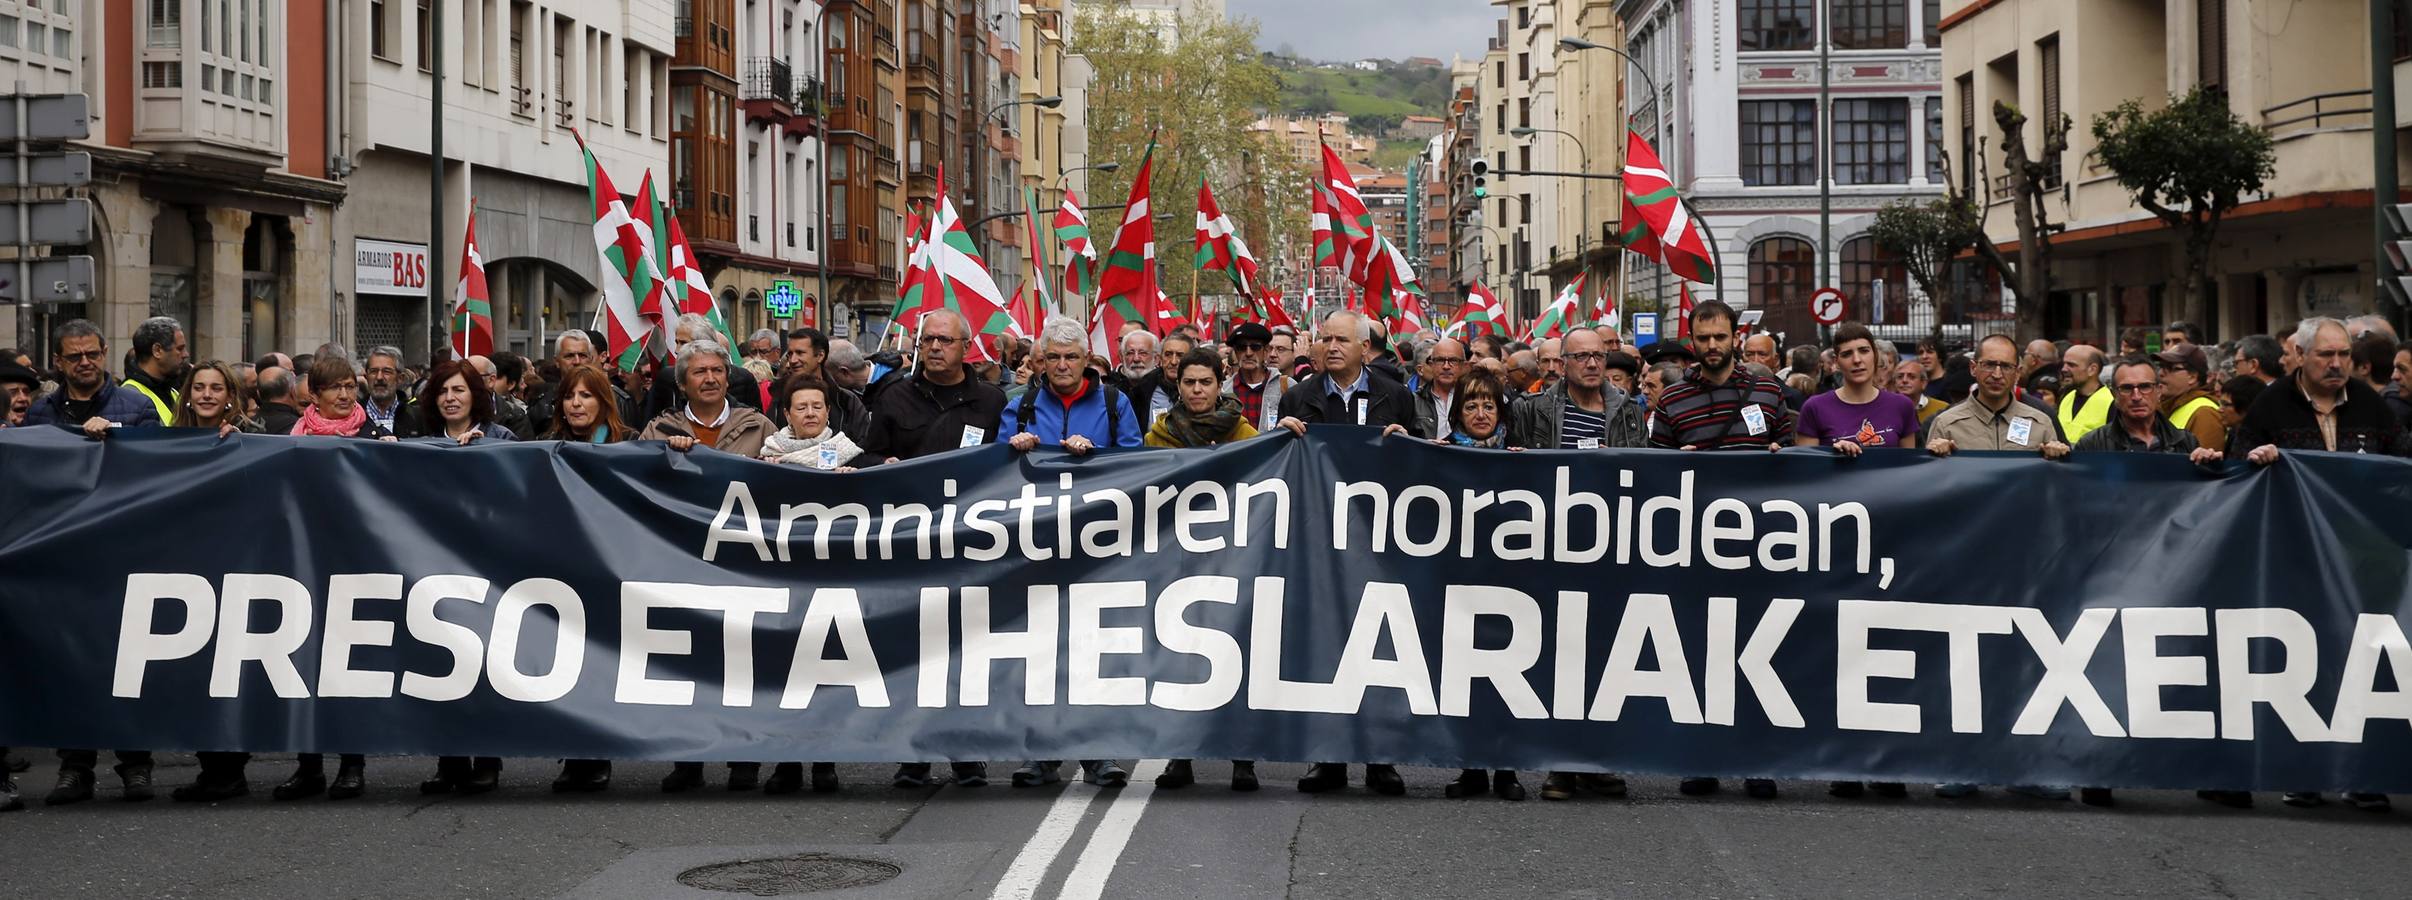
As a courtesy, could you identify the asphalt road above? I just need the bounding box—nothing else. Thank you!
[3,752,2407,899]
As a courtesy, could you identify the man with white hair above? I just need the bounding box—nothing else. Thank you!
[744,328,780,362]
[995,315,1139,789]
[1111,328,1159,392]
[2235,317,2410,462]
[826,339,871,394]
[641,313,765,421]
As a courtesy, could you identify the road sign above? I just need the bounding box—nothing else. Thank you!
[0,198,89,244]
[0,151,88,188]
[1870,279,1887,323]
[0,94,89,142]
[1811,287,1847,325]
[1632,312,1658,347]
[0,255,92,303]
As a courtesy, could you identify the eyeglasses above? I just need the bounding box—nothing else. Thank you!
[1974,360,2017,373]
[1428,356,1467,366]
[920,335,964,347]
[1565,352,1608,364]
[57,350,103,363]
[2113,382,2160,395]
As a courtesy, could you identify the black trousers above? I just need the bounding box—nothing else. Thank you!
[57,749,152,770]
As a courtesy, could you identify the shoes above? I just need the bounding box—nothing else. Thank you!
[725,763,761,792]
[764,762,805,795]
[1829,781,1865,798]
[458,767,498,796]
[2196,790,2252,809]
[950,762,989,788]
[2006,785,2069,801]
[1012,761,1062,788]
[45,767,94,806]
[1084,761,1129,788]
[328,761,366,800]
[1230,761,1258,792]
[1,776,21,812]
[1678,777,1719,796]
[171,774,249,803]
[273,768,326,801]
[1297,763,1348,793]
[811,762,839,793]
[1579,773,1628,797]
[1935,783,1978,799]
[1871,782,1907,798]
[2281,791,2325,807]
[662,762,707,793]
[4,751,28,773]
[115,762,155,802]
[1365,764,1406,796]
[1541,772,1580,801]
[1744,778,1778,799]
[2079,787,2115,807]
[1155,759,1195,789]
[2348,792,2392,811]
[1492,770,1526,801]
[552,760,612,793]
[1445,769,1489,799]
[892,763,933,789]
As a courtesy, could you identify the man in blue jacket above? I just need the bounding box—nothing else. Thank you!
[24,319,160,436]
[996,315,1138,789]
[1001,315,1144,458]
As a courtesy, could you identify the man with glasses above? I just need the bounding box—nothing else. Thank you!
[1927,335,2069,459]
[26,318,160,435]
[359,346,414,434]
[1411,337,1473,439]
[1122,331,1193,424]
[1223,323,1290,434]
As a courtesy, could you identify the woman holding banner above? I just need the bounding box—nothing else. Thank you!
[172,361,263,437]
[538,364,632,793]
[273,354,392,801]
[1430,369,1530,802]
[1142,346,1262,792]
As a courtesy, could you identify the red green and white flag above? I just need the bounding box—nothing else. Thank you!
[894,165,1014,363]
[1525,273,1585,342]
[1090,141,1163,358]
[1451,281,1505,339]
[574,130,662,372]
[1317,141,1377,282]
[450,207,494,358]
[1054,190,1097,299]
[630,173,680,363]
[1620,128,1718,285]
[666,212,724,339]
[1262,288,1296,329]
[1019,185,1053,332]
[1677,281,1698,338]
[1195,178,1259,298]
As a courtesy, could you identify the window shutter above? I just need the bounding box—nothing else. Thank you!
[2198,0,2226,91]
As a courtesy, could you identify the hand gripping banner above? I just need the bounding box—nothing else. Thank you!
[2,426,2409,792]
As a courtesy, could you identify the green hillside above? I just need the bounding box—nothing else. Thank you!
[1267,55,1453,124]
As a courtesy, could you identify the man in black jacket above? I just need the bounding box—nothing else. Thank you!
[1271,310,1414,798]
[1275,309,1416,437]
[1121,331,1191,424]
[2234,317,2411,462]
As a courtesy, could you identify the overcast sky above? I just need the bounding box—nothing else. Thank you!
[1226,0,1498,64]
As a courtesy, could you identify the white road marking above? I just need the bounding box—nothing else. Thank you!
[1057,759,1169,900]
[987,776,1102,900]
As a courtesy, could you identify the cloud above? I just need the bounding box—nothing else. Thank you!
[1227,0,1498,63]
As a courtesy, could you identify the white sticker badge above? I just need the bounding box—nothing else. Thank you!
[1576,437,1601,450]
[1741,404,1769,436]
[1354,398,1369,426]
[960,425,988,448]
[2006,417,2033,447]
[818,444,841,468]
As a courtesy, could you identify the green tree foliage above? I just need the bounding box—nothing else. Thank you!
[1869,196,1983,321]
[1073,6,1304,300]
[2091,88,2277,328]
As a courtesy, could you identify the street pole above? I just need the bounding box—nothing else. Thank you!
[428,0,445,360]
[1818,16,1832,341]
[815,3,836,337]
[1512,127,1589,321]
[2375,0,2401,330]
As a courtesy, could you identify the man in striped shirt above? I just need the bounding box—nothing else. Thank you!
[1648,300,1794,453]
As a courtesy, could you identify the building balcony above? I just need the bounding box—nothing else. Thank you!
[742,58,797,125]
[786,76,826,138]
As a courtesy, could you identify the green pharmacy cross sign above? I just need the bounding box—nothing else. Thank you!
[766,280,803,319]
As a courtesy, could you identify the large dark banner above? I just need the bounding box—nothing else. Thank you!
[2,425,2410,791]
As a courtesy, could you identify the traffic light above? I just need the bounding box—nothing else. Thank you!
[2384,204,2412,313]
[1470,159,1489,200]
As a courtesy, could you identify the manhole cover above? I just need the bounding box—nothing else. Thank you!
[675,854,903,896]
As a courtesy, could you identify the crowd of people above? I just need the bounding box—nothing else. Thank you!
[1,298,2406,813]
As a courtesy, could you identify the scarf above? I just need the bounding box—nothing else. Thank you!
[292,403,367,437]
[1449,428,1507,449]
[761,425,865,470]
[1152,395,1245,448]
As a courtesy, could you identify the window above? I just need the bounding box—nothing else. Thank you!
[1737,0,1813,52]
[1831,0,1908,50]
[1749,237,1817,341]
[1517,97,1529,128]
[510,6,526,112]
[1833,98,1909,185]
[148,0,179,48]
[1517,52,1528,81]
[1739,99,1817,186]
[202,0,212,52]
[1495,102,1505,134]
[1956,74,1975,192]
[1495,59,1504,88]
[2197,0,2226,91]
[1925,0,1942,46]
[1925,96,1945,183]
[416,0,432,72]
[462,0,482,87]
[2039,36,2062,185]
[1841,238,1910,325]
[0,17,15,48]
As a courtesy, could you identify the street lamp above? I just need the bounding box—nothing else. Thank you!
[1557,37,1661,124]
[1509,126,1592,293]
[1058,161,1118,194]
